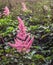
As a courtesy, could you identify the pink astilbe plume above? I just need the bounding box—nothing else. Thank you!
[17,16,27,40]
[8,17,34,53]
[21,2,28,12]
[0,12,2,18]
[3,6,10,16]
[8,36,34,53]
[17,16,26,32]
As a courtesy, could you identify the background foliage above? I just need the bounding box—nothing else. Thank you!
[0,0,53,65]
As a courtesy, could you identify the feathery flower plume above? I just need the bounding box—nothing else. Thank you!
[8,17,34,53]
[21,2,28,12]
[3,6,10,16]
[0,12,2,18]
[17,16,27,40]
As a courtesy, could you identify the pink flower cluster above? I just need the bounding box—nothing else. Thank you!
[0,6,10,18]
[8,17,34,53]
[0,12,2,18]
[21,2,28,12]
[17,16,27,40]
[3,6,10,16]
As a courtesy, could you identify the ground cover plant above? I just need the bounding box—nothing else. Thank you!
[0,0,53,65]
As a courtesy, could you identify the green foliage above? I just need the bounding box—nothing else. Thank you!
[0,0,53,65]
[0,16,18,37]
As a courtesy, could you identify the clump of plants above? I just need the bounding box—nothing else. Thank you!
[0,1,53,65]
[0,6,18,42]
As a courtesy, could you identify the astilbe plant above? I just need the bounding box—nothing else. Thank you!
[0,6,10,18]
[3,6,10,16]
[21,2,28,12]
[0,12,2,18]
[21,2,32,13]
[8,17,34,53]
